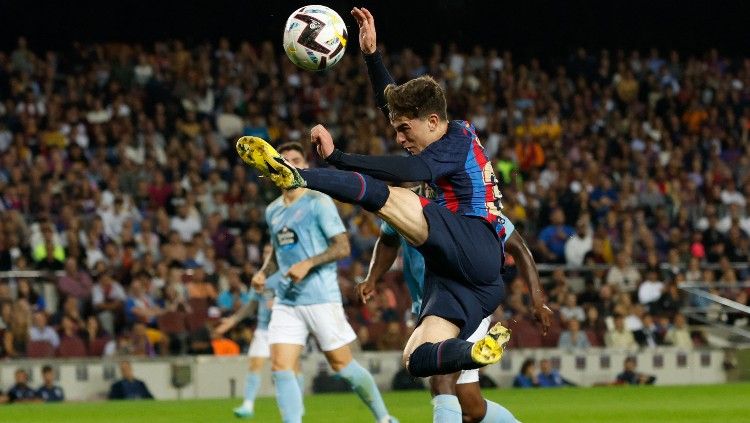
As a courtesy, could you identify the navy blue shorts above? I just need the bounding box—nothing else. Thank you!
[416,201,505,339]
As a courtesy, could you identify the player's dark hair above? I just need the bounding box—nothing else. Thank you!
[384,76,448,121]
[277,142,306,157]
[42,365,53,373]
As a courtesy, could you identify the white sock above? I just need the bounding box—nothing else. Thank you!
[242,399,254,410]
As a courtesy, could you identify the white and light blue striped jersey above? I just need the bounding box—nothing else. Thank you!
[265,191,346,306]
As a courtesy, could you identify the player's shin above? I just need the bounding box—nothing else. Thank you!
[337,360,391,422]
[297,168,389,212]
[272,370,303,423]
[432,394,463,423]
[243,372,261,409]
[407,339,482,377]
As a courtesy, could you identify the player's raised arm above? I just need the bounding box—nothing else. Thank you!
[352,7,395,119]
[358,226,401,304]
[504,230,553,335]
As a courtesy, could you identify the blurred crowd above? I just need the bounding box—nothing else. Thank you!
[0,36,749,358]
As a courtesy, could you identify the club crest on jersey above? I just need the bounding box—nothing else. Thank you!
[276,226,299,250]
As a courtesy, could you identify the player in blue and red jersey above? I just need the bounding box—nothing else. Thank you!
[236,7,552,383]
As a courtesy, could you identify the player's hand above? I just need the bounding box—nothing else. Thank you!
[286,259,313,283]
[213,317,236,337]
[251,271,266,291]
[533,303,553,336]
[356,279,376,304]
[351,7,377,54]
[310,124,335,159]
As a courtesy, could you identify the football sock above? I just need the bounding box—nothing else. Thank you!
[242,372,261,410]
[432,394,462,423]
[296,373,306,415]
[481,400,519,423]
[272,370,303,423]
[337,360,390,421]
[408,339,482,377]
[296,373,305,395]
[298,168,389,212]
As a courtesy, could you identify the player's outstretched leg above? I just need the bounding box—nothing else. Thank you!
[407,322,511,377]
[237,136,390,210]
[237,136,431,243]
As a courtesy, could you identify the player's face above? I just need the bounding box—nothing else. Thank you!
[282,149,308,169]
[391,116,433,154]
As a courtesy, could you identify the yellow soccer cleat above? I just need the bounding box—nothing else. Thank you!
[236,136,306,190]
[471,322,511,365]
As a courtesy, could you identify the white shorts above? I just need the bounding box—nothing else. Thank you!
[456,316,492,385]
[248,328,270,358]
[268,301,356,352]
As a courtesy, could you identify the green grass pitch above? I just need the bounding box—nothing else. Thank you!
[1,383,748,422]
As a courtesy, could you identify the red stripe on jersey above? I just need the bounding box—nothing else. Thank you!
[471,137,495,205]
[436,177,459,212]
[419,196,430,208]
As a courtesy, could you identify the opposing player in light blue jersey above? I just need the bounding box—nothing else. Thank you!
[252,142,397,423]
[359,211,540,423]
[214,269,304,419]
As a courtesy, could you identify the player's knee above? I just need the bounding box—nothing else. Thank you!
[328,357,350,372]
[271,357,295,372]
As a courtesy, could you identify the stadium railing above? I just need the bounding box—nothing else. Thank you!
[679,282,750,344]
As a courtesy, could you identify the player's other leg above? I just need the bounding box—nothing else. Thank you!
[271,343,305,423]
[234,328,271,418]
[402,278,510,378]
[301,302,398,423]
[233,356,266,418]
[268,304,309,423]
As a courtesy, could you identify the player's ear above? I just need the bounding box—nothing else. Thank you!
[427,114,439,131]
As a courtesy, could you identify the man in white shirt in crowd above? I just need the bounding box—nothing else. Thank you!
[638,270,664,309]
[565,218,593,266]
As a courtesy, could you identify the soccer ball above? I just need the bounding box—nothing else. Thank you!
[283,5,347,71]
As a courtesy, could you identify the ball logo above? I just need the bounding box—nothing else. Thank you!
[293,14,330,55]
